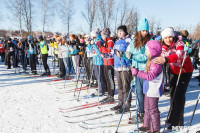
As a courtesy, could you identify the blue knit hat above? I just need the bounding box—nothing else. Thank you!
[138,18,149,32]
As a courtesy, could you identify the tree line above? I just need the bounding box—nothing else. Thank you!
[2,0,200,39]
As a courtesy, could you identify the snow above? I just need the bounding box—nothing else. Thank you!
[0,60,200,133]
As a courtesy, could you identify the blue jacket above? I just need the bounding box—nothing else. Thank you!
[88,44,104,65]
[113,37,131,68]
[127,38,148,70]
[29,41,36,54]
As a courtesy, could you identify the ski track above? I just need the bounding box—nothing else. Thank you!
[0,61,200,133]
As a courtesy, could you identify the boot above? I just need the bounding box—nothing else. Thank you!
[103,96,114,103]
[46,69,51,76]
[115,107,130,114]
[129,113,144,124]
[110,104,122,111]
[100,96,110,103]
[139,126,150,132]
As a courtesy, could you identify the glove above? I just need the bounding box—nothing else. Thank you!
[90,40,94,45]
[132,68,138,76]
[184,44,192,53]
[184,44,189,52]
[125,51,132,59]
[96,40,102,47]
[116,50,123,57]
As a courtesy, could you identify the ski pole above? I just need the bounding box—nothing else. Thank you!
[73,55,81,97]
[186,93,200,133]
[115,77,133,133]
[98,54,101,108]
[77,51,88,101]
[134,77,139,133]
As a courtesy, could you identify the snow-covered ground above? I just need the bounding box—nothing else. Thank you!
[0,60,199,133]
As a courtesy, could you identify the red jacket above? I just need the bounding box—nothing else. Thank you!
[0,42,5,53]
[162,40,193,75]
[99,37,114,66]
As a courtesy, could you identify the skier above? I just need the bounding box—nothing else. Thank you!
[4,38,17,69]
[28,36,37,75]
[37,35,51,76]
[0,40,5,62]
[110,25,132,114]
[99,28,115,103]
[57,36,66,79]
[88,28,107,96]
[132,40,163,133]
[125,18,151,120]
[153,27,194,131]
[69,34,80,80]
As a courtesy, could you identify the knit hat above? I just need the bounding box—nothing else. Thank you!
[117,25,128,35]
[181,30,189,37]
[85,34,90,38]
[138,18,149,32]
[37,35,43,40]
[91,28,101,37]
[101,28,111,38]
[80,38,85,43]
[161,27,175,39]
[28,35,33,40]
[147,40,162,58]
[8,38,12,41]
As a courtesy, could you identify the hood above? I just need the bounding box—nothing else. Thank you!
[147,40,162,58]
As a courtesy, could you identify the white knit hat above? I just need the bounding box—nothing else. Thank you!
[90,28,100,38]
[161,28,175,39]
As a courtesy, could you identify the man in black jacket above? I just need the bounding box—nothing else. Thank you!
[4,38,16,69]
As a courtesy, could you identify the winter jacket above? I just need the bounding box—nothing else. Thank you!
[86,45,93,58]
[51,38,59,54]
[133,40,163,97]
[29,41,36,54]
[88,36,105,66]
[100,37,114,66]
[162,40,193,75]
[126,38,148,71]
[0,42,5,53]
[69,40,79,55]
[58,43,71,58]
[113,37,131,71]
[38,41,48,54]
[4,42,16,53]
[88,44,104,65]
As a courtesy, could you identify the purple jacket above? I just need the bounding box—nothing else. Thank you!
[133,40,163,97]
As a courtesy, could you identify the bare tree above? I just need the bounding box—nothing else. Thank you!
[7,0,23,36]
[22,0,32,34]
[99,0,114,28]
[112,0,139,35]
[155,19,161,35]
[192,23,200,39]
[174,24,186,32]
[148,16,157,34]
[126,8,139,35]
[40,0,54,32]
[119,0,128,25]
[81,0,97,32]
[60,0,74,34]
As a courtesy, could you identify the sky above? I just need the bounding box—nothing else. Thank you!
[0,0,200,34]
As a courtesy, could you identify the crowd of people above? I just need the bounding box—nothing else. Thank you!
[0,18,200,133]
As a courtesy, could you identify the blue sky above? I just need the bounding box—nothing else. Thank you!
[0,0,199,34]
